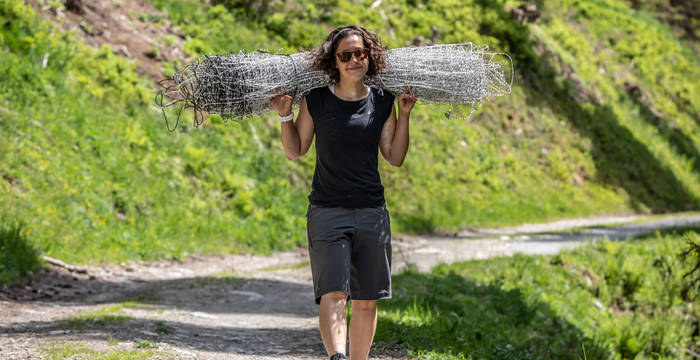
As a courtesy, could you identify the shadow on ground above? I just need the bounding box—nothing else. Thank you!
[1,272,315,315]
[3,318,324,356]
[1,274,323,357]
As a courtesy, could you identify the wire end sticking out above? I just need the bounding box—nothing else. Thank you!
[445,103,453,119]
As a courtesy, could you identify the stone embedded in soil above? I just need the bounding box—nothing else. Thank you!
[192,312,218,319]
[226,345,246,353]
[48,330,70,335]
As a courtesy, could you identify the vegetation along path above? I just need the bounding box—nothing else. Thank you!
[1,212,699,359]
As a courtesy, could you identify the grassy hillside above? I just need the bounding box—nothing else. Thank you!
[1,0,699,265]
[0,0,307,264]
[147,0,700,231]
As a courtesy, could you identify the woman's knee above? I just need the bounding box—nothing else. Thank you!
[321,291,348,303]
[351,300,376,312]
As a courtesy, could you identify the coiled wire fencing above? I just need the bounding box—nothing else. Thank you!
[156,43,512,129]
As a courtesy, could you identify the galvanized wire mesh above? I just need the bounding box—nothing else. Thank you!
[156,43,512,128]
[376,43,511,103]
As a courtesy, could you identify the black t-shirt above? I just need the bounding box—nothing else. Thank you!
[305,85,396,208]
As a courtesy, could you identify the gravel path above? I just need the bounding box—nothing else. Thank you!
[1,212,699,359]
[394,213,700,272]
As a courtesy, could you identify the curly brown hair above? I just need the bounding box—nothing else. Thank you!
[311,25,387,83]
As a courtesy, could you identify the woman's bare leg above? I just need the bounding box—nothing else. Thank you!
[319,291,348,357]
[348,300,377,360]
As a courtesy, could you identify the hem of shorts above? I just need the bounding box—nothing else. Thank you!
[314,294,392,305]
[314,289,351,305]
[349,293,392,302]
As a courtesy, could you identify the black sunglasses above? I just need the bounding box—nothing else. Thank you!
[336,48,369,62]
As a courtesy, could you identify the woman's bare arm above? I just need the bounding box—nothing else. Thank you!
[269,91,314,161]
[280,97,314,160]
[379,91,417,167]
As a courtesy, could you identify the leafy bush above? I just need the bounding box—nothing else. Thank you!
[0,218,42,284]
[680,232,700,301]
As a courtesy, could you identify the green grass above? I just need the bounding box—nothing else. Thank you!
[374,230,700,359]
[61,303,135,330]
[134,340,157,349]
[533,0,700,205]
[212,269,240,278]
[42,342,160,360]
[125,0,700,234]
[127,294,161,303]
[0,0,308,264]
[153,321,174,335]
[258,260,310,272]
[0,218,42,284]
[1,0,699,266]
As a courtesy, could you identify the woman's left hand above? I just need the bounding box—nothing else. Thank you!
[398,87,418,115]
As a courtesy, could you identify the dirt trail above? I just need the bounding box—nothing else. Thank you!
[1,213,699,359]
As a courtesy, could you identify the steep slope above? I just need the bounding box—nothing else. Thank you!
[1,0,698,264]
[0,0,308,263]
[149,0,700,227]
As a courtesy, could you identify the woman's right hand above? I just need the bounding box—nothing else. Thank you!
[268,90,293,116]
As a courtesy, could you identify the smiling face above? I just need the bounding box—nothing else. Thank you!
[334,35,369,83]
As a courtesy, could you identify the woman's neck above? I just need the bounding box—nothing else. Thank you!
[333,79,368,101]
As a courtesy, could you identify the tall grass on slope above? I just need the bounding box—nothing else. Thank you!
[374,229,700,359]
[531,0,700,207]
[0,0,308,264]
[3,0,699,266]
[150,0,700,233]
[150,0,647,233]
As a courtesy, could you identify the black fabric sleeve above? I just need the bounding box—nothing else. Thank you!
[380,90,395,124]
[304,88,317,121]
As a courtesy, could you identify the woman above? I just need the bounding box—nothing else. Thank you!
[269,25,417,360]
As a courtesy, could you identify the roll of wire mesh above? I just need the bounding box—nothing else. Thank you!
[156,43,512,129]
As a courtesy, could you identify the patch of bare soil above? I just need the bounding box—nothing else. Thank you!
[28,0,188,82]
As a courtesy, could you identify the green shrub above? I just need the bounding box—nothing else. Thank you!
[0,219,42,284]
[680,232,700,301]
[376,230,699,359]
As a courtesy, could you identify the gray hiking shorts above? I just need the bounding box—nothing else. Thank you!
[306,204,392,305]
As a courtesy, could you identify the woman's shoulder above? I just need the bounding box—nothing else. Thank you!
[308,86,329,96]
[305,86,329,102]
[304,87,330,114]
[370,86,395,102]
